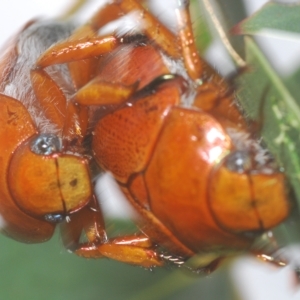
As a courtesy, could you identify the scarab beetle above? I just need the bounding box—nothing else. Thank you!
[0,0,290,270]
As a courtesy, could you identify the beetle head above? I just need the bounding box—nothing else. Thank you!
[8,133,92,222]
[208,129,289,237]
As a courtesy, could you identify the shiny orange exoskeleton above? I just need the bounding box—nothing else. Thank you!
[0,0,290,270]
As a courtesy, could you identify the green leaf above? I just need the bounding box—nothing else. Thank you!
[236,36,300,217]
[191,0,213,52]
[233,2,300,37]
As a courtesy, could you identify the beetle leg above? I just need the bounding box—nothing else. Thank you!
[172,2,247,126]
[35,34,120,93]
[30,68,67,132]
[63,78,139,142]
[174,0,244,123]
[61,195,162,267]
[62,78,139,143]
[59,2,124,90]
[36,35,117,69]
[114,0,232,116]
[30,68,87,143]
[61,100,89,143]
[60,195,107,251]
[36,0,179,68]
[32,35,138,142]
[66,0,176,89]
[175,0,230,91]
[35,1,124,76]
[175,0,203,82]
[59,0,179,59]
[76,235,163,268]
[74,78,139,106]
[255,252,287,268]
[111,0,179,58]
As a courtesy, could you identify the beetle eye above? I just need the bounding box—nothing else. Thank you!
[44,213,65,223]
[225,151,252,173]
[31,134,62,155]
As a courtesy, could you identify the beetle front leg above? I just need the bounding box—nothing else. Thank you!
[61,195,162,267]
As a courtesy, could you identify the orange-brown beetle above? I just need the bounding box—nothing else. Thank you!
[0,0,290,270]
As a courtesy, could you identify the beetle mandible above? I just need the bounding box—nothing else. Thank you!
[0,0,289,270]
